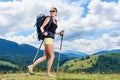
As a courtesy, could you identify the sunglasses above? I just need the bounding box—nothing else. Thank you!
[50,10,55,13]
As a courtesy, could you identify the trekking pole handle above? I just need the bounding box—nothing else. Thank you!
[60,30,64,50]
[60,30,64,36]
[60,35,63,51]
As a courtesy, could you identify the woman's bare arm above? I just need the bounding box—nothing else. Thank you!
[55,30,64,36]
[55,32,60,35]
[40,17,50,33]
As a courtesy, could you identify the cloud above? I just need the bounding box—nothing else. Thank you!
[59,0,120,40]
[0,0,83,35]
[87,0,120,29]
[60,33,120,54]
[0,0,120,54]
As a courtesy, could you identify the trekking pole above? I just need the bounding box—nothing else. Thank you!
[32,40,44,63]
[56,31,64,78]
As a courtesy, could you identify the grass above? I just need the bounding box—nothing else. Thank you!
[61,55,99,71]
[0,72,120,80]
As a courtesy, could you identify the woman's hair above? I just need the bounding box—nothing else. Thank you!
[52,7,57,12]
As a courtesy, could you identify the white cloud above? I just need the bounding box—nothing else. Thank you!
[0,0,120,54]
[0,0,83,35]
[60,33,120,54]
[86,0,120,29]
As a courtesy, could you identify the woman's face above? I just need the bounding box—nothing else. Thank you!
[50,8,57,17]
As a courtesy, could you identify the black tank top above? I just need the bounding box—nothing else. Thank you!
[45,20,57,39]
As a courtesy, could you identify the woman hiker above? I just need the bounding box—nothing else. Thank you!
[28,7,64,77]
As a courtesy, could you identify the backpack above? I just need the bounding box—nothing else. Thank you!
[34,14,52,41]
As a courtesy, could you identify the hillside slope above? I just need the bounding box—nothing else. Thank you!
[61,55,99,71]
[61,53,120,73]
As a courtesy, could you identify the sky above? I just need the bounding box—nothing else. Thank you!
[0,0,120,54]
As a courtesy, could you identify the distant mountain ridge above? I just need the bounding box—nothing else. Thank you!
[0,38,120,57]
[61,50,89,58]
[0,38,37,56]
[0,38,69,59]
[0,38,88,58]
[94,49,120,55]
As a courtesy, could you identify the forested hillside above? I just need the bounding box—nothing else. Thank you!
[61,53,120,73]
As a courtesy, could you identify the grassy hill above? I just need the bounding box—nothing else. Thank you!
[61,53,120,73]
[61,55,99,71]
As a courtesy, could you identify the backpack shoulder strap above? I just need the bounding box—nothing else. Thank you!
[55,19,57,23]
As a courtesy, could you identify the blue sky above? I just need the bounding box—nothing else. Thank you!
[101,0,118,3]
[0,0,120,54]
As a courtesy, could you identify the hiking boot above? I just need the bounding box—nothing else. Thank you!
[27,65,34,74]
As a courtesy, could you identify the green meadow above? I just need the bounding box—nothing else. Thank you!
[0,72,120,80]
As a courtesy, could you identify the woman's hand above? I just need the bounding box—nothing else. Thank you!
[55,30,64,36]
[43,32,48,36]
[60,30,64,36]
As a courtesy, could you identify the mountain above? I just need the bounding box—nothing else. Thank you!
[0,38,37,56]
[0,38,52,56]
[61,50,89,58]
[93,49,120,55]
[0,38,88,60]
[110,49,120,53]
[0,38,70,72]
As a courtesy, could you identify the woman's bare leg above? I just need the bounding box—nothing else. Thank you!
[28,46,49,73]
[46,44,54,75]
